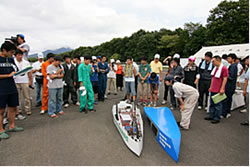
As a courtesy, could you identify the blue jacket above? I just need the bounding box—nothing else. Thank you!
[226,63,238,91]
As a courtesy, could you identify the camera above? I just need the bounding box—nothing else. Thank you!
[5,36,18,46]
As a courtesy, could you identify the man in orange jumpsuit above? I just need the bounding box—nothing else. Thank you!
[40,53,55,114]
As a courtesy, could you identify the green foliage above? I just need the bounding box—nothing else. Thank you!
[58,0,248,60]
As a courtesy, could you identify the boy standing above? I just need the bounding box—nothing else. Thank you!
[62,55,77,108]
[0,41,24,140]
[98,55,109,101]
[123,56,136,102]
[148,72,159,107]
[204,56,228,124]
[78,56,95,113]
[222,53,238,118]
[138,57,151,106]
[41,53,55,114]
[47,56,64,118]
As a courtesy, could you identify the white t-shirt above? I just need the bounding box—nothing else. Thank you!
[237,63,243,76]
[107,64,117,78]
[133,62,139,76]
[14,58,31,83]
[32,61,44,76]
[18,43,30,61]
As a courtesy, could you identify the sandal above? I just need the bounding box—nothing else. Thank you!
[0,131,9,139]
[50,114,58,118]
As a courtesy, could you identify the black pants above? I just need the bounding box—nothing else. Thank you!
[164,84,169,101]
[63,85,77,104]
[170,86,180,108]
[116,74,123,88]
[198,80,211,108]
[135,75,138,93]
[222,89,235,117]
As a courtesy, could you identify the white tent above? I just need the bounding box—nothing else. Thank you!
[193,43,249,59]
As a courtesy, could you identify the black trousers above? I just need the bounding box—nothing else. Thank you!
[135,75,138,93]
[63,85,77,104]
[164,84,169,101]
[198,80,211,108]
[116,74,123,88]
[222,89,235,117]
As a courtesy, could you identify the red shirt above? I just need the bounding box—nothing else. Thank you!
[210,66,229,93]
[116,65,123,74]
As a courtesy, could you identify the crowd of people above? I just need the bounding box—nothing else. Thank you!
[0,35,249,139]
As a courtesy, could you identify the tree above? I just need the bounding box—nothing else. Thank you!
[206,0,249,45]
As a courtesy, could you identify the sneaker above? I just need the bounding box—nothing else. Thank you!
[64,104,69,108]
[16,114,26,120]
[170,106,176,110]
[143,102,147,106]
[226,113,231,118]
[211,120,220,124]
[153,103,157,107]
[148,102,153,107]
[205,107,208,111]
[204,117,213,121]
[8,126,24,132]
[198,106,202,110]
[104,95,108,99]
[179,125,189,130]
[241,121,249,126]
[59,111,65,115]
[114,93,117,95]
[88,109,96,112]
[240,109,247,113]
[220,115,224,119]
[40,110,46,115]
[50,114,58,118]
[26,112,32,116]
[3,118,8,125]
[0,131,9,140]
[161,100,167,105]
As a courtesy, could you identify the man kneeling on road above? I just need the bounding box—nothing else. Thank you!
[165,75,199,130]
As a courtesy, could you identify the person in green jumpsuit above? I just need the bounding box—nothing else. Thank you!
[78,56,95,113]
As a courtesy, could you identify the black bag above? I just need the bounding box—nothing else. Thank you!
[35,76,44,85]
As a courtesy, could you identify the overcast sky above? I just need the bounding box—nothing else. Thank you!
[0,0,223,54]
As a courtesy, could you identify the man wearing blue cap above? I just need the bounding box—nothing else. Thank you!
[165,75,199,130]
[16,34,30,61]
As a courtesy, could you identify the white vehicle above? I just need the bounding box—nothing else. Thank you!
[112,101,143,156]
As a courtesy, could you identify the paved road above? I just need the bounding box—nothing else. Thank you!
[0,78,249,166]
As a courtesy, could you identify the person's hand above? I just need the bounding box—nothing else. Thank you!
[58,69,63,73]
[141,80,144,84]
[160,78,162,82]
[208,87,211,92]
[194,79,198,85]
[219,88,225,94]
[29,80,33,86]
[180,104,184,111]
[73,82,76,86]
[174,76,177,79]
[243,90,247,97]
[8,71,16,77]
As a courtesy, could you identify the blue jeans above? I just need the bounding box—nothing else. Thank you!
[48,88,63,116]
[222,89,235,117]
[98,75,107,100]
[35,82,43,104]
[125,82,136,96]
[209,92,223,121]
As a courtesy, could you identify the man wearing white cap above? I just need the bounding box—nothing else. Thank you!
[150,54,163,82]
[32,53,44,107]
[107,59,117,95]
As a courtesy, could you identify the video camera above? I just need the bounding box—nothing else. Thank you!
[5,36,18,46]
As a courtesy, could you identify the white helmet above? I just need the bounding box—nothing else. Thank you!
[37,52,44,59]
[173,53,180,59]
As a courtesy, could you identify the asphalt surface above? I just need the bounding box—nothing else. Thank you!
[0,75,249,166]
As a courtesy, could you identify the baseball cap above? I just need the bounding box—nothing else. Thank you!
[110,59,115,63]
[92,56,97,60]
[154,54,160,59]
[37,52,44,59]
[173,53,180,59]
[116,60,121,63]
[188,55,196,62]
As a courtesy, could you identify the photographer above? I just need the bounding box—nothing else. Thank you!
[107,59,117,95]
[0,41,24,140]
[32,53,44,107]
[16,34,30,61]
[14,49,33,118]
